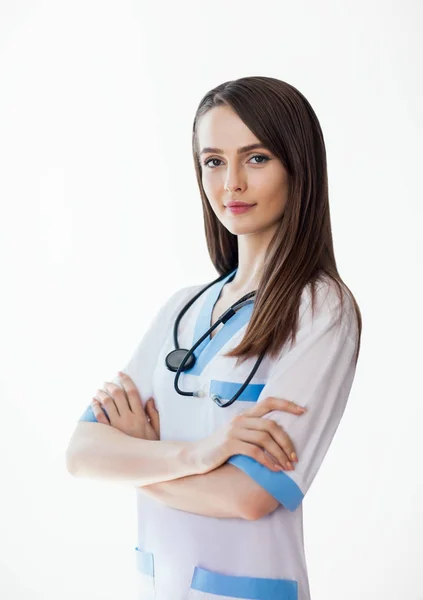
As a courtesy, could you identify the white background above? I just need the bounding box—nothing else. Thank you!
[0,1,422,599]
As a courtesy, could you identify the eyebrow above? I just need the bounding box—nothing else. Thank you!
[199,143,268,156]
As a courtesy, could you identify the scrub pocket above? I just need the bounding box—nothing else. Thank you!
[188,566,298,600]
[135,547,155,600]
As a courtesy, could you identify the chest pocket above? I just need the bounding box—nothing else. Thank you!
[209,379,265,404]
[206,368,269,434]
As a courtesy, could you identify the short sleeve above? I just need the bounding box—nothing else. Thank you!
[78,285,197,423]
[227,283,360,512]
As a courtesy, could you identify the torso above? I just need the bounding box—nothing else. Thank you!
[129,279,356,600]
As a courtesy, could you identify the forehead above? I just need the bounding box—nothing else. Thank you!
[196,105,259,149]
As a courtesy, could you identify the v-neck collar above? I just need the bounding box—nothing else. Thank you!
[186,268,255,376]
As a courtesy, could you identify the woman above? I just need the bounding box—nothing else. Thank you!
[67,75,362,600]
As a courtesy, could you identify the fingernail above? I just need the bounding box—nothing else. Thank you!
[296,406,306,413]
[291,452,297,462]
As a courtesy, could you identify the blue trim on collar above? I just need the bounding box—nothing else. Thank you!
[227,455,304,512]
[190,566,298,599]
[209,379,265,402]
[184,268,256,376]
[186,302,254,376]
[191,268,237,351]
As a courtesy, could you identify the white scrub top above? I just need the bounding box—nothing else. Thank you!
[79,268,360,600]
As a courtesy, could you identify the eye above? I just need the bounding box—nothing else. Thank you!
[249,154,270,165]
[203,154,271,168]
[203,158,223,168]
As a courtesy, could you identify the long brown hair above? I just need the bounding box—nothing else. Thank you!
[191,76,362,366]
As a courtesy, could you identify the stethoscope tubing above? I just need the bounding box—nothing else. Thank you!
[167,270,266,408]
[172,271,233,350]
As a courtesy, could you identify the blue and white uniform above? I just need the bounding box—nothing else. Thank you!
[79,268,359,600]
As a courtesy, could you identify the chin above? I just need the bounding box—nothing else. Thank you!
[221,221,258,236]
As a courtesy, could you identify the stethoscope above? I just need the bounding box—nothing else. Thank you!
[165,270,267,408]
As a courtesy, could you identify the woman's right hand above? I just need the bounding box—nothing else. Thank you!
[192,396,307,475]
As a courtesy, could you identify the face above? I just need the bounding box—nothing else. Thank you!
[196,105,290,237]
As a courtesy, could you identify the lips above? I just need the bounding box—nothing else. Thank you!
[225,201,256,208]
[225,203,256,214]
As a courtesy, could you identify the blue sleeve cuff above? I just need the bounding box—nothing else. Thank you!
[78,404,110,423]
[227,454,304,512]
[78,405,98,422]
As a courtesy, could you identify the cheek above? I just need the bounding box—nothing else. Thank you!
[266,193,287,216]
[259,173,289,207]
[202,174,221,202]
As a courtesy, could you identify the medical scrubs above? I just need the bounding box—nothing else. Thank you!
[79,268,359,600]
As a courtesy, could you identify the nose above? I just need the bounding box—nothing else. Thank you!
[224,183,242,192]
[223,163,247,193]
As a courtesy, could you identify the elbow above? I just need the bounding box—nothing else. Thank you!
[241,504,264,521]
[242,494,281,521]
[237,496,262,521]
[227,466,281,520]
[65,421,99,477]
[65,450,76,476]
[65,444,84,477]
[65,432,91,477]
[66,445,96,479]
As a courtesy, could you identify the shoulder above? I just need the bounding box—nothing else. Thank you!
[156,282,204,319]
[171,282,206,306]
[298,275,358,343]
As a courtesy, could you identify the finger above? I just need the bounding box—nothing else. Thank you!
[117,372,147,419]
[91,399,110,425]
[103,381,132,418]
[243,397,307,418]
[231,426,292,469]
[238,416,298,464]
[95,389,119,422]
[231,440,285,472]
[146,399,160,437]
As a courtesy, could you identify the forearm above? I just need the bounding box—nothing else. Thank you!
[138,463,250,519]
[65,422,197,486]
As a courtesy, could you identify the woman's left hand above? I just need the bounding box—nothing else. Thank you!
[91,371,160,440]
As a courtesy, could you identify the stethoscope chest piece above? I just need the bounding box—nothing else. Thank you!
[165,348,196,372]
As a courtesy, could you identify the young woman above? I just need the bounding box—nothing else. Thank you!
[67,75,362,600]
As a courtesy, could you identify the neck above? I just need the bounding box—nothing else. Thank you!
[230,225,277,291]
